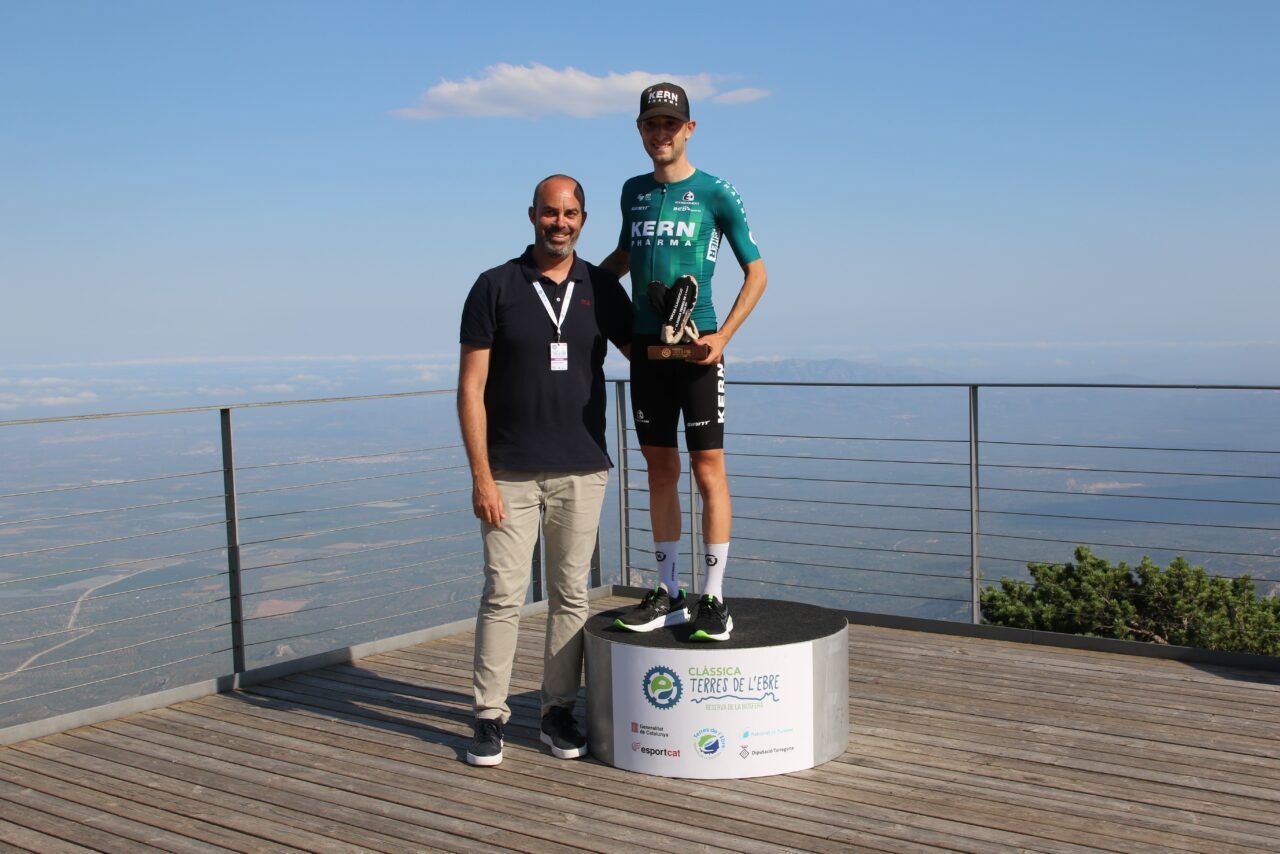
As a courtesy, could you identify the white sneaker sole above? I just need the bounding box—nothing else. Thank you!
[614,607,691,633]
[466,744,503,766]
[691,615,734,642]
[541,731,588,759]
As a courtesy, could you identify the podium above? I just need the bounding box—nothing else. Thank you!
[584,598,848,779]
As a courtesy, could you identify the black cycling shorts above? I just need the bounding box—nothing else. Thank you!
[629,333,726,451]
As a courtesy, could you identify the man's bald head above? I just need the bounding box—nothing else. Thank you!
[532,174,585,211]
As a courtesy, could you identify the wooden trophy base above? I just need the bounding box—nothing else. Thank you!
[647,343,711,361]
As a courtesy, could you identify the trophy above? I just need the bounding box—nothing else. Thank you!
[647,276,711,361]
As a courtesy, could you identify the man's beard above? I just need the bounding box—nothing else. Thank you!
[536,225,578,258]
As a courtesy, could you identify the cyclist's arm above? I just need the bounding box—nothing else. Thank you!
[601,187,632,278]
[601,246,630,278]
[690,182,766,365]
[690,259,766,365]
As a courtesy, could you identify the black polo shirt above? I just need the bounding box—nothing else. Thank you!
[459,247,632,472]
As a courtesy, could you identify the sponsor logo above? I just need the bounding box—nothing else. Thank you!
[636,745,681,758]
[637,192,652,201]
[716,362,726,424]
[682,191,695,202]
[706,227,721,262]
[631,722,668,738]
[693,727,726,759]
[642,665,682,710]
[631,205,650,212]
[647,90,681,107]
[742,727,794,740]
[580,298,591,306]
[634,409,648,424]
[631,721,639,733]
[687,419,711,427]
[739,747,750,759]
[705,554,719,566]
[631,220,697,239]
[672,205,694,212]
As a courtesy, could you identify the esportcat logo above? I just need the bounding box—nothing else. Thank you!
[642,665,682,709]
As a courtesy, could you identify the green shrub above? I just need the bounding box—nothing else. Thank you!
[981,546,1280,656]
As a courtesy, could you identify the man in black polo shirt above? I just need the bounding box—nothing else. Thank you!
[457,174,631,766]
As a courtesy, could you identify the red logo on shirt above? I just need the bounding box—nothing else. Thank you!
[580,298,591,305]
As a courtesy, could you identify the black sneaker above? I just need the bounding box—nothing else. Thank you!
[540,706,588,759]
[613,587,690,632]
[689,595,733,642]
[466,718,503,766]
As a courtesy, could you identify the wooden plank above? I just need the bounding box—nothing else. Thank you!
[846,695,1280,789]
[0,817,96,854]
[6,740,374,854]
[127,710,757,854]
[244,673,1125,852]
[0,778,171,854]
[156,703,844,854]
[44,731,449,854]
[92,717,655,854]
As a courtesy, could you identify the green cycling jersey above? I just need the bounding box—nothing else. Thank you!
[616,169,761,334]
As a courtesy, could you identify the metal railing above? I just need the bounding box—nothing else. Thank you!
[2,380,1278,734]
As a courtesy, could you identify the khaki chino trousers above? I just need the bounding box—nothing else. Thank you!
[473,469,609,722]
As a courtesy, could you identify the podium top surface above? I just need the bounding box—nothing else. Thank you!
[585,598,847,650]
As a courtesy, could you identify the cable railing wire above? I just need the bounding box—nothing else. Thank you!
[723,451,968,467]
[0,469,223,501]
[237,487,469,524]
[979,531,1280,560]
[242,548,480,598]
[0,648,234,706]
[242,593,484,649]
[626,524,972,560]
[3,620,233,675]
[0,544,227,588]
[981,485,1280,507]
[0,519,227,561]
[722,574,970,603]
[0,569,229,618]
[627,504,970,538]
[240,571,482,623]
[981,438,1280,455]
[240,528,473,574]
[981,462,1280,480]
[234,443,463,472]
[0,493,225,529]
[2,596,233,647]
[626,465,968,491]
[624,546,969,581]
[234,464,468,498]
[237,507,469,550]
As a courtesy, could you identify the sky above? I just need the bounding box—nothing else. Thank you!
[2,0,1278,396]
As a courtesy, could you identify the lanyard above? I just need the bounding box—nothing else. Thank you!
[532,279,575,342]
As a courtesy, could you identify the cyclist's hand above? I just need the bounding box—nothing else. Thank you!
[689,331,726,365]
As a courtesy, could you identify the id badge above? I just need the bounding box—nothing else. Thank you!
[549,342,569,371]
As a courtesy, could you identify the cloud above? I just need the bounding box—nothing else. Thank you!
[711,87,771,105]
[394,64,767,120]
[252,384,295,394]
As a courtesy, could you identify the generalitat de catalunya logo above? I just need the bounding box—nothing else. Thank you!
[694,727,726,758]
[643,665,682,709]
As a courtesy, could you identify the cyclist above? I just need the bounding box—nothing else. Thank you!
[602,82,767,641]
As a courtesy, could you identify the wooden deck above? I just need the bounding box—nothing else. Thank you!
[2,594,1279,853]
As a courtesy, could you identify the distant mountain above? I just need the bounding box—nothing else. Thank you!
[727,358,957,383]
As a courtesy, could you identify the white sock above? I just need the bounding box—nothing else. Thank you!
[654,541,680,596]
[702,542,729,602]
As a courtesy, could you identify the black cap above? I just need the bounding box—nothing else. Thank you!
[637,82,690,122]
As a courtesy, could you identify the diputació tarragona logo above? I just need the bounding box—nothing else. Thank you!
[642,665,682,710]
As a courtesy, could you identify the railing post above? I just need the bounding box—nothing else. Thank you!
[688,460,701,597]
[219,408,246,674]
[968,386,982,624]
[615,380,630,587]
